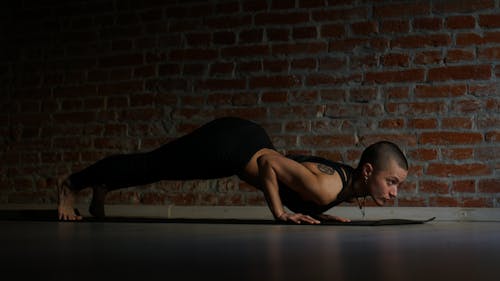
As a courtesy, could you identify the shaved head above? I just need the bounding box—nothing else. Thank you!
[358,141,408,171]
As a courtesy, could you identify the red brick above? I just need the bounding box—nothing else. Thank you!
[397,197,427,207]
[299,0,326,8]
[98,81,144,95]
[318,57,347,71]
[270,0,295,9]
[408,118,438,129]
[382,53,410,67]
[386,102,445,116]
[237,61,261,73]
[120,108,162,121]
[485,131,500,142]
[250,75,301,89]
[285,120,310,133]
[216,2,240,14]
[446,15,476,29]
[451,99,482,113]
[240,29,263,43]
[312,8,368,21]
[300,135,356,148]
[478,117,500,129]
[479,14,500,28]
[273,42,328,55]
[442,148,474,160]
[213,31,236,45]
[267,28,289,41]
[349,88,377,102]
[378,119,404,129]
[204,15,252,29]
[262,91,288,103]
[475,146,500,161]
[320,89,346,101]
[452,180,476,193]
[306,73,362,86]
[53,85,97,98]
[197,79,245,91]
[320,24,346,38]
[169,49,218,61]
[222,45,270,57]
[413,17,443,30]
[289,90,318,104]
[420,180,449,194]
[408,148,438,161]
[428,65,491,81]
[351,21,378,35]
[185,32,211,47]
[359,134,417,146]
[264,59,289,72]
[374,3,430,18]
[243,0,267,11]
[380,20,410,33]
[478,47,500,60]
[456,32,485,45]
[183,64,205,75]
[134,65,155,78]
[99,54,143,67]
[446,49,475,62]
[292,58,316,70]
[462,197,493,208]
[478,179,500,193]
[484,31,500,43]
[433,0,494,13]
[329,38,368,51]
[293,26,317,40]
[255,11,309,25]
[351,54,378,68]
[365,69,425,83]
[415,84,467,98]
[391,34,451,48]
[415,50,442,65]
[469,83,500,97]
[427,163,490,177]
[419,132,482,145]
[442,117,473,129]
[210,62,234,75]
[385,87,410,99]
[429,196,459,207]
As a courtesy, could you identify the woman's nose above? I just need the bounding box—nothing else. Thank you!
[389,187,398,198]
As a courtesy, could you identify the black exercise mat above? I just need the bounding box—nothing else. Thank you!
[321,217,436,226]
[0,209,436,226]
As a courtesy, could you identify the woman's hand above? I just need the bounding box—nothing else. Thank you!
[277,212,321,224]
[315,213,351,223]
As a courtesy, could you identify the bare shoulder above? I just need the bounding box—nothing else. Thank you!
[301,162,343,204]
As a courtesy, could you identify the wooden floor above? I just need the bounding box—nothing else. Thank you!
[2,220,499,281]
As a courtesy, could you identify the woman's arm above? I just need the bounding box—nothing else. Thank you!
[257,153,337,224]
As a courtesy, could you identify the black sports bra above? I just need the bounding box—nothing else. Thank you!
[279,155,354,215]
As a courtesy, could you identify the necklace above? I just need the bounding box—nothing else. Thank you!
[357,196,366,219]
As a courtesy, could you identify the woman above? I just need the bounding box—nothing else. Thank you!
[58,117,409,224]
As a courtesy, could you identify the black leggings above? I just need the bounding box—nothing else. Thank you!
[68,117,275,191]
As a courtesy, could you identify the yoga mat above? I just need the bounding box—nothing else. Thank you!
[0,209,436,226]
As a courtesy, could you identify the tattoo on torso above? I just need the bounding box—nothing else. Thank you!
[317,164,335,175]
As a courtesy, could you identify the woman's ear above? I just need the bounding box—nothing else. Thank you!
[362,163,374,177]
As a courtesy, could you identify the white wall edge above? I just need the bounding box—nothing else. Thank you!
[2,204,500,222]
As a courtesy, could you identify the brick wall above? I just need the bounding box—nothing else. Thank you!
[1,0,499,209]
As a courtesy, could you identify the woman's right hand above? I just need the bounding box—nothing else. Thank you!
[277,212,321,224]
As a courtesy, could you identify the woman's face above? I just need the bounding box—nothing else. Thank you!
[367,160,408,206]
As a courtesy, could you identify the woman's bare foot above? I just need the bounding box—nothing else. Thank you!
[89,185,108,219]
[57,177,82,221]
